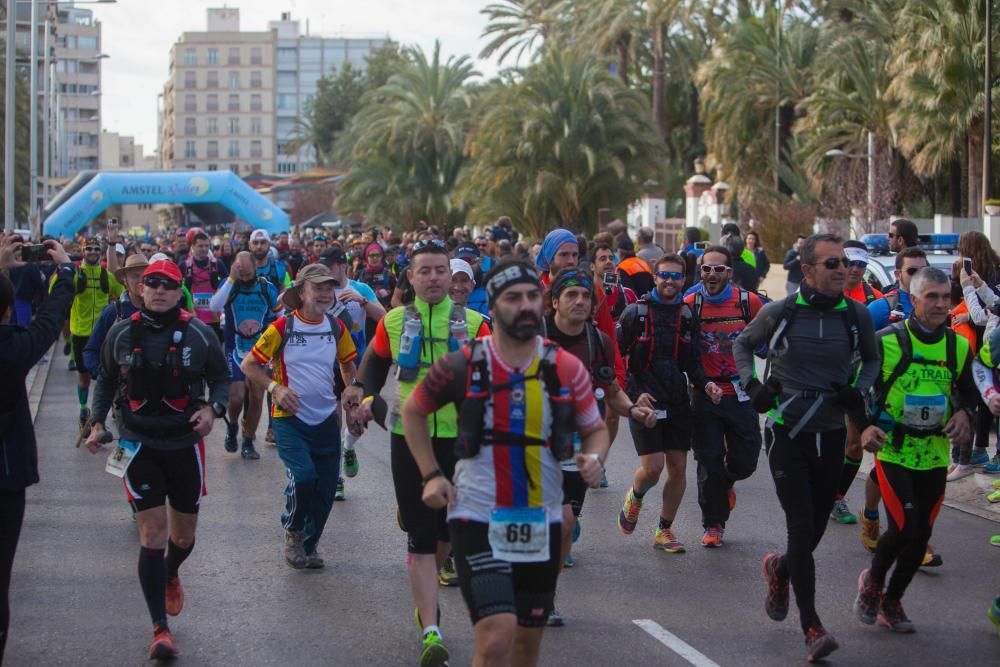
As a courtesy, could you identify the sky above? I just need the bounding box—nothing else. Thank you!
[83,0,509,154]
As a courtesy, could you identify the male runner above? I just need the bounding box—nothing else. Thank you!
[242,263,358,569]
[734,234,879,662]
[345,240,488,667]
[854,267,974,632]
[683,246,764,547]
[209,251,281,459]
[86,260,230,660]
[401,259,610,667]
[616,255,720,553]
[83,254,147,378]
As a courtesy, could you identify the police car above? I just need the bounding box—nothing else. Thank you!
[861,233,961,291]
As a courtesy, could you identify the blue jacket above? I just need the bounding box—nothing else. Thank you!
[467,286,490,316]
[84,294,140,377]
[867,289,912,331]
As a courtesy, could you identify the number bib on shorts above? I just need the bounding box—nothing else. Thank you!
[902,394,947,429]
[105,439,140,478]
[488,507,548,563]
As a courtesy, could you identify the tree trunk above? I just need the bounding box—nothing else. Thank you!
[775,103,795,195]
[967,125,984,218]
[950,158,962,217]
[687,83,701,172]
[652,25,667,140]
[616,33,630,86]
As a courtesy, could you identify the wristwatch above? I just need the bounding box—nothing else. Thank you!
[211,402,226,418]
[350,379,364,389]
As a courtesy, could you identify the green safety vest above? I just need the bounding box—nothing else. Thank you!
[52,262,124,337]
[741,247,757,269]
[876,321,968,471]
[382,295,485,437]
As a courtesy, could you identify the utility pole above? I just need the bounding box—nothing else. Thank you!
[4,0,16,231]
[985,0,993,203]
[29,0,38,222]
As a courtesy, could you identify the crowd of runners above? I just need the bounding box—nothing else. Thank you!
[2,216,1000,665]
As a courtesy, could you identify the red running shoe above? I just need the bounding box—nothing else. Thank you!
[762,553,789,621]
[804,625,839,662]
[165,576,184,616]
[148,626,178,660]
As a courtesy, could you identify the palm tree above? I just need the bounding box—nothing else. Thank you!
[479,0,561,65]
[0,37,31,222]
[459,48,663,238]
[887,0,995,216]
[336,42,477,229]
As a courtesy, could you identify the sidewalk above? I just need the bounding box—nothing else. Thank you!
[27,343,55,424]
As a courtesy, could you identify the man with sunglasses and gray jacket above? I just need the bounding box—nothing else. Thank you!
[733,233,879,663]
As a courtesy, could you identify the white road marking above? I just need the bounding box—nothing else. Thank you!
[633,619,721,667]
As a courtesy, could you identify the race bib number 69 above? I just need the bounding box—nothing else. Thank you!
[488,507,548,563]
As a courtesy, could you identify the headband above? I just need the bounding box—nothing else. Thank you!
[486,263,541,305]
[844,247,869,264]
[551,268,594,298]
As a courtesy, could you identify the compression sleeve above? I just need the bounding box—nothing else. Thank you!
[209,278,234,313]
[972,358,997,401]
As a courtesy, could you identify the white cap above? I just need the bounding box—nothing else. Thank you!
[249,229,271,243]
[115,243,126,255]
[844,246,869,264]
[150,252,170,262]
[450,258,475,283]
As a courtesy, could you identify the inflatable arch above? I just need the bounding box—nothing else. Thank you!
[42,170,290,238]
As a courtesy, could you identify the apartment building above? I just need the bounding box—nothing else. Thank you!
[159,7,276,174]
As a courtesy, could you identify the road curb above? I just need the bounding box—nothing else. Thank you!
[28,343,56,425]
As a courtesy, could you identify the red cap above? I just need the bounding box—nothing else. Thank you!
[143,260,182,282]
[186,227,207,247]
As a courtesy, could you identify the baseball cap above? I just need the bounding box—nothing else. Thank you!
[249,229,271,243]
[319,246,348,265]
[450,258,474,283]
[453,242,480,260]
[142,259,182,282]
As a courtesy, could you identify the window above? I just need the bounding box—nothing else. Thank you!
[184,71,196,89]
[79,36,98,50]
[251,47,263,65]
[206,94,219,112]
[250,71,262,89]
[250,94,263,112]
[228,47,240,65]
[278,48,297,65]
[250,140,262,158]
[251,118,262,135]
[277,72,297,89]
[228,140,240,158]
[251,164,262,173]
[227,94,239,112]
[184,118,196,135]
[184,141,196,159]
[207,164,218,171]
[184,94,196,112]
[184,48,196,65]
[207,118,218,135]
[207,141,219,159]
[207,48,218,65]
[228,118,240,134]
[185,164,196,170]
[230,164,239,173]
[277,94,294,110]
[229,71,240,89]
[206,71,218,89]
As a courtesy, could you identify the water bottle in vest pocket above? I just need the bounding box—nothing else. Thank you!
[396,314,423,381]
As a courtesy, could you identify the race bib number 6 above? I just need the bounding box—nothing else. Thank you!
[902,394,947,429]
[488,507,548,563]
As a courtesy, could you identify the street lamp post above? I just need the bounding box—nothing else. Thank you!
[825,130,876,232]
[985,0,993,203]
[28,0,37,222]
[4,0,16,231]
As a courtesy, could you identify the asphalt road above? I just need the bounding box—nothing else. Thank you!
[7,351,1000,666]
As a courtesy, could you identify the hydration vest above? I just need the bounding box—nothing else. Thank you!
[455,339,575,462]
[622,298,689,375]
[120,310,199,438]
[76,264,109,295]
[182,256,222,291]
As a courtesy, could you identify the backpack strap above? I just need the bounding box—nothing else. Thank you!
[841,299,861,353]
[862,282,875,304]
[692,291,703,321]
[762,295,800,383]
[874,323,912,416]
[739,288,751,323]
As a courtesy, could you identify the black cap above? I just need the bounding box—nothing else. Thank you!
[453,242,480,259]
[319,246,347,265]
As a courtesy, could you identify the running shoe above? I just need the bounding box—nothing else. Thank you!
[306,549,325,569]
[762,553,789,622]
[878,595,915,633]
[991,535,1000,547]
[653,527,685,553]
[988,489,1000,503]
[284,530,307,569]
[860,513,880,552]
[728,487,736,512]
[920,545,942,568]
[343,447,359,478]
[617,489,642,535]
[989,596,1000,637]
[419,629,449,667]
[438,555,459,587]
[853,568,879,625]
[148,626,179,660]
[335,477,345,501]
[946,464,975,481]
[78,408,90,433]
[599,473,609,488]
[572,517,581,543]
[165,576,184,616]
[240,438,260,460]
[970,449,990,466]
[546,609,565,627]
[804,625,839,663]
[63,340,71,356]
[994,479,1000,488]
[265,426,275,444]
[68,358,76,371]
[701,525,724,548]
[830,498,857,524]
[563,553,574,568]
[985,454,1000,474]
[223,422,238,453]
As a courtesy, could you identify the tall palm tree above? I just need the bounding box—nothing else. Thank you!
[459,48,663,238]
[479,0,561,65]
[887,0,995,216]
[336,42,477,229]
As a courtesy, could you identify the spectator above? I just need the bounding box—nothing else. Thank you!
[636,227,665,265]
[784,234,806,295]
[888,218,919,253]
[616,237,655,296]
[680,227,704,257]
[721,233,759,293]
[745,231,770,280]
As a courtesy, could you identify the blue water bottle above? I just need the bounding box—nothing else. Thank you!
[396,315,423,381]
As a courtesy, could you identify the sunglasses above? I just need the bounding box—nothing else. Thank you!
[85,246,101,252]
[411,239,446,255]
[700,264,729,274]
[847,260,868,269]
[810,257,849,270]
[143,276,180,291]
[656,270,684,281]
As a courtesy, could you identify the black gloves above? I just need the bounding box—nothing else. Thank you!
[746,378,782,414]
[833,382,868,430]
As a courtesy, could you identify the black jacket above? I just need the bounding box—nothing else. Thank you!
[0,264,75,490]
